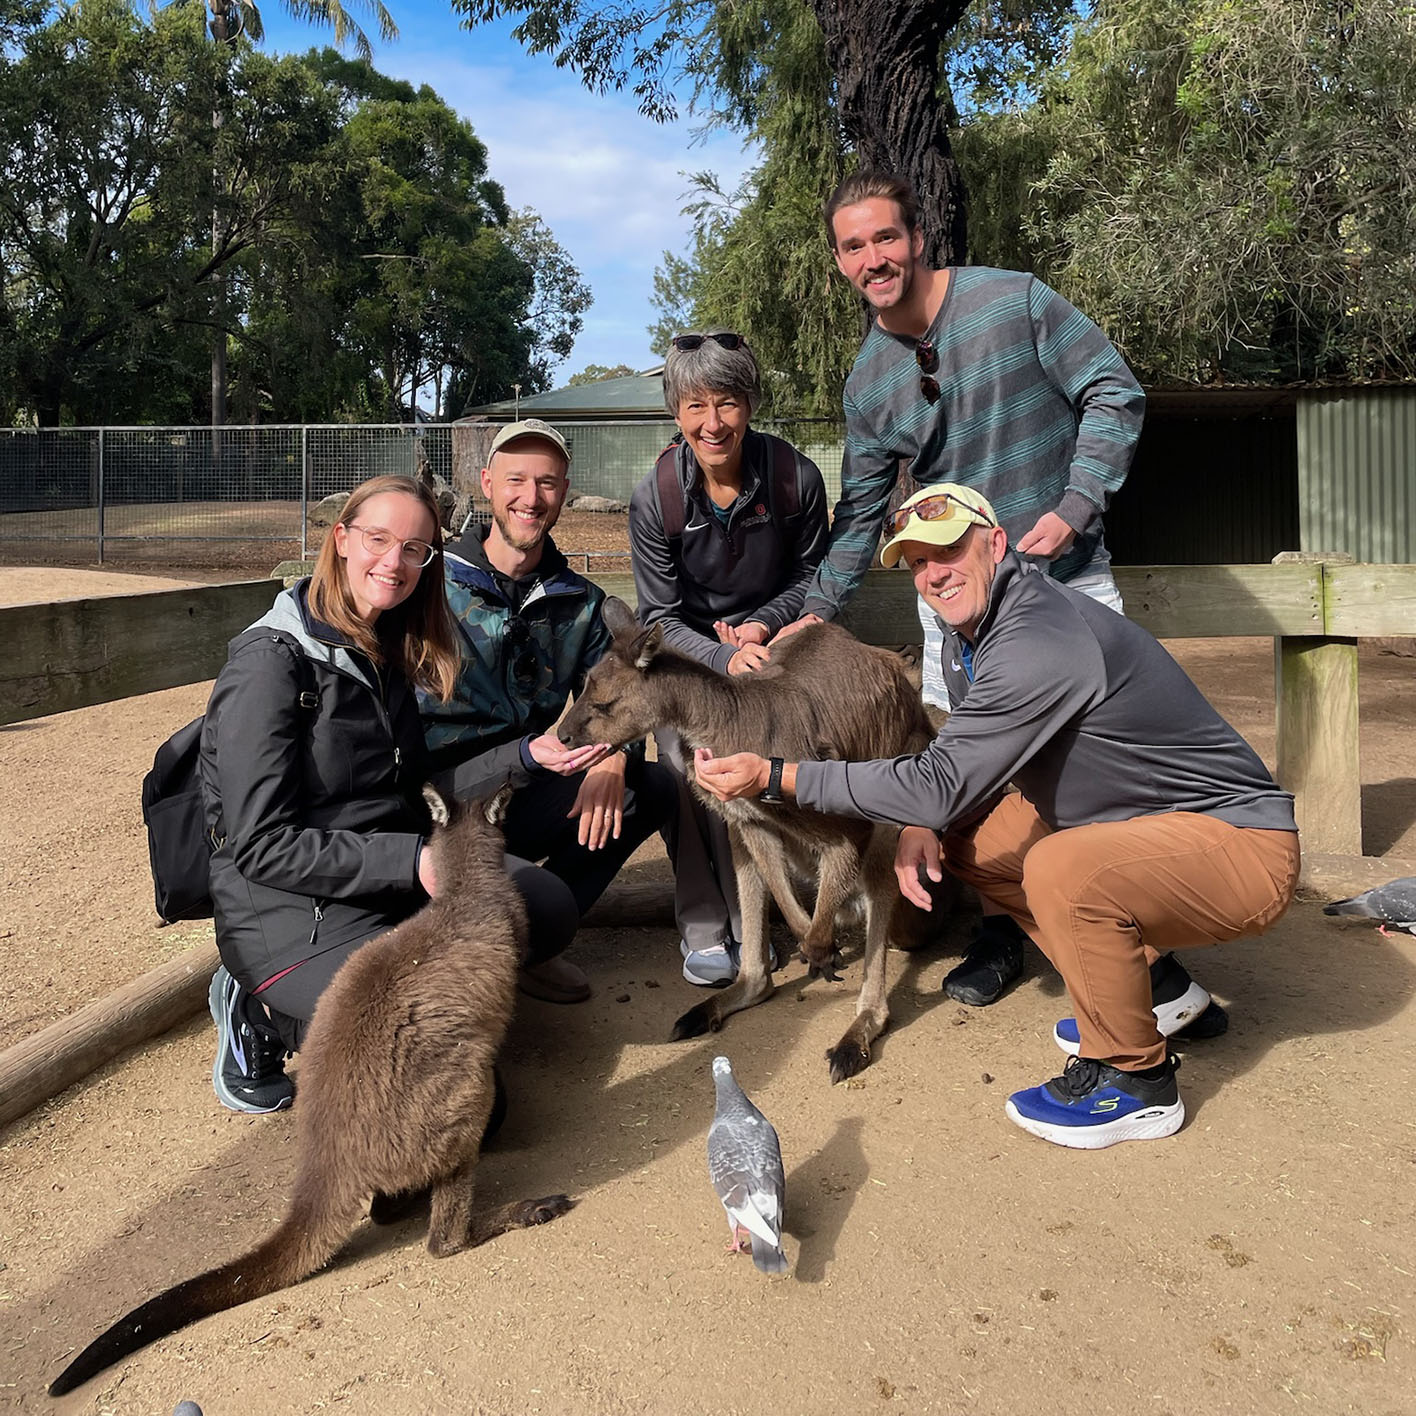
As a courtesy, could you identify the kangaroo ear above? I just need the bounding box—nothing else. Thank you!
[422,783,451,826]
[484,783,515,826]
[628,621,664,670]
[601,595,639,640]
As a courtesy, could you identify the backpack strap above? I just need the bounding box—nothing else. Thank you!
[766,433,800,520]
[654,441,687,542]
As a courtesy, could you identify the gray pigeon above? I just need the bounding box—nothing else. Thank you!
[707,1056,787,1274]
[1324,877,1416,934]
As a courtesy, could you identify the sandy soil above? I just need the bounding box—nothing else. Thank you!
[2,568,1414,1416]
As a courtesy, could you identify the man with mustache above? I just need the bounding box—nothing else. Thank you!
[778,170,1173,1018]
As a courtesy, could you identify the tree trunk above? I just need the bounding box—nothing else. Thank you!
[807,0,971,266]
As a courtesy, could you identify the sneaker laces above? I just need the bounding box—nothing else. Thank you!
[238,1016,289,1082]
[1054,1055,1107,1098]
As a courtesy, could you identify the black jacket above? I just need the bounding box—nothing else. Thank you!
[199,582,430,987]
[628,429,828,673]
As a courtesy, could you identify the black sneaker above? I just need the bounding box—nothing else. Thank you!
[1053,952,1228,1055]
[942,916,1026,1006]
[209,966,294,1114]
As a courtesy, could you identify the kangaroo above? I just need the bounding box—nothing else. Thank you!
[49,785,572,1398]
[559,599,938,1084]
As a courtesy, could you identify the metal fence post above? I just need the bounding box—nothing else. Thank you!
[300,424,310,558]
[96,427,105,565]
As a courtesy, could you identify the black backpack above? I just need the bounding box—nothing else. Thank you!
[141,633,315,925]
[142,716,215,924]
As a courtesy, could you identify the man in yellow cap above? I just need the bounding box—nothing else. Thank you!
[695,484,1299,1150]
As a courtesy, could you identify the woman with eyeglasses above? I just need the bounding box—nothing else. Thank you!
[198,475,460,1114]
[629,329,829,987]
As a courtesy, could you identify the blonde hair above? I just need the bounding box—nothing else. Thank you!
[309,476,458,701]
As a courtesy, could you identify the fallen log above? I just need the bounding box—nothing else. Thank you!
[0,875,674,1131]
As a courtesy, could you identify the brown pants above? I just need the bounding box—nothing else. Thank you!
[944,794,1300,1070]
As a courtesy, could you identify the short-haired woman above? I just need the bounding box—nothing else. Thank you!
[629,331,829,985]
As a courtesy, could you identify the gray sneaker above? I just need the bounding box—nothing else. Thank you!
[209,966,294,1113]
[680,939,739,987]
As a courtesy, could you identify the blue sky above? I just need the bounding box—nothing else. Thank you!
[256,2,758,383]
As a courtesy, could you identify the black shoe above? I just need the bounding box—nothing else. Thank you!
[209,966,294,1114]
[1150,952,1229,1039]
[943,916,1026,1006]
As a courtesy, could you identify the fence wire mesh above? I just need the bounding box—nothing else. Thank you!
[0,420,846,571]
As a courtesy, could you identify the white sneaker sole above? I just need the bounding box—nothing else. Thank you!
[1005,1096,1185,1150]
[1053,980,1212,1056]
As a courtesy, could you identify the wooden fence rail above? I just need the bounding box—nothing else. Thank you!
[4,562,1415,854]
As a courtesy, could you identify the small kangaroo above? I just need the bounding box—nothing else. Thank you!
[49,785,572,1398]
[559,600,938,1084]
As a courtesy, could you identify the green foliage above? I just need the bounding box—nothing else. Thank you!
[0,0,344,424]
[1021,0,1416,382]
[0,14,587,423]
[505,209,594,393]
[568,363,639,384]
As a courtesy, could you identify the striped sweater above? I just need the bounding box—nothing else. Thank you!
[803,268,1145,621]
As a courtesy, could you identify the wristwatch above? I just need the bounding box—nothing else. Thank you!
[760,756,786,803]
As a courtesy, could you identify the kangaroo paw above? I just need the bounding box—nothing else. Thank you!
[518,1194,576,1227]
[670,1002,720,1041]
[825,1039,872,1084]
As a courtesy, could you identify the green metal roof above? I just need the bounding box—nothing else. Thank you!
[465,371,666,419]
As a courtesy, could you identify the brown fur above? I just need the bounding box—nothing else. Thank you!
[49,786,572,1398]
[559,601,940,1084]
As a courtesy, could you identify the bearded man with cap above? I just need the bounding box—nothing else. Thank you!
[418,418,677,1004]
[695,483,1300,1149]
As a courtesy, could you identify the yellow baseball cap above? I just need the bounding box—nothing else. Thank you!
[880,483,997,568]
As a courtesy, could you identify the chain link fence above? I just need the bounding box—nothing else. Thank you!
[0,420,845,570]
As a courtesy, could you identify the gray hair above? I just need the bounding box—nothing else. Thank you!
[663,330,761,418]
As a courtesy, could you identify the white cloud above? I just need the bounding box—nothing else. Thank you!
[375,49,759,369]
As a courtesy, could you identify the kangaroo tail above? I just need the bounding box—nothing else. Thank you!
[49,1191,352,1396]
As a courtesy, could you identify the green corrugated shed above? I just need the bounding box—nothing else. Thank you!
[1298,388,1416,563]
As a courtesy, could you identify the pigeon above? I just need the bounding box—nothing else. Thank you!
[707,1056,788,1275]
[1323,877,1416,935]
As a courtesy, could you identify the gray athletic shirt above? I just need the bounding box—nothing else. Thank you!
[796,554,1297,835]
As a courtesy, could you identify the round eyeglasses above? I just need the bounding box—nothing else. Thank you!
[346,523,438,568]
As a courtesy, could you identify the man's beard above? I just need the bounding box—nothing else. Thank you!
[493,504,558,552]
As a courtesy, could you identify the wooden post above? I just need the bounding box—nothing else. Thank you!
[1275,636,1361,855]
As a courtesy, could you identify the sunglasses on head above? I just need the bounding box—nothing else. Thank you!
[885,490,996,539]
[671,332,745,352]
[916,339,941,405]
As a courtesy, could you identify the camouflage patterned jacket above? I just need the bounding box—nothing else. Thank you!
[420,528,614,798]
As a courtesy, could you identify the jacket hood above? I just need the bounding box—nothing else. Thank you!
[247,580,377,692]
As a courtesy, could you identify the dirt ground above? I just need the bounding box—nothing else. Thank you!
[2,565,1414,1416]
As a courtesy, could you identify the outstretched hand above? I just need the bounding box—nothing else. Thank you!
[528,732,611,776]
[895,825,943,910]
[693,747,770,802]
[769,613,822,645]
[727,643,771,675]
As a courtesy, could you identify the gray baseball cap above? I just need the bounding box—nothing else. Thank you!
[487,417,570,465]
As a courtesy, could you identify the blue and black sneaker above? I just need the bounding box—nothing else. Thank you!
[1005,1054,1183,1149]
[1053,952,1227,1055]
[209,966,294,1114]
